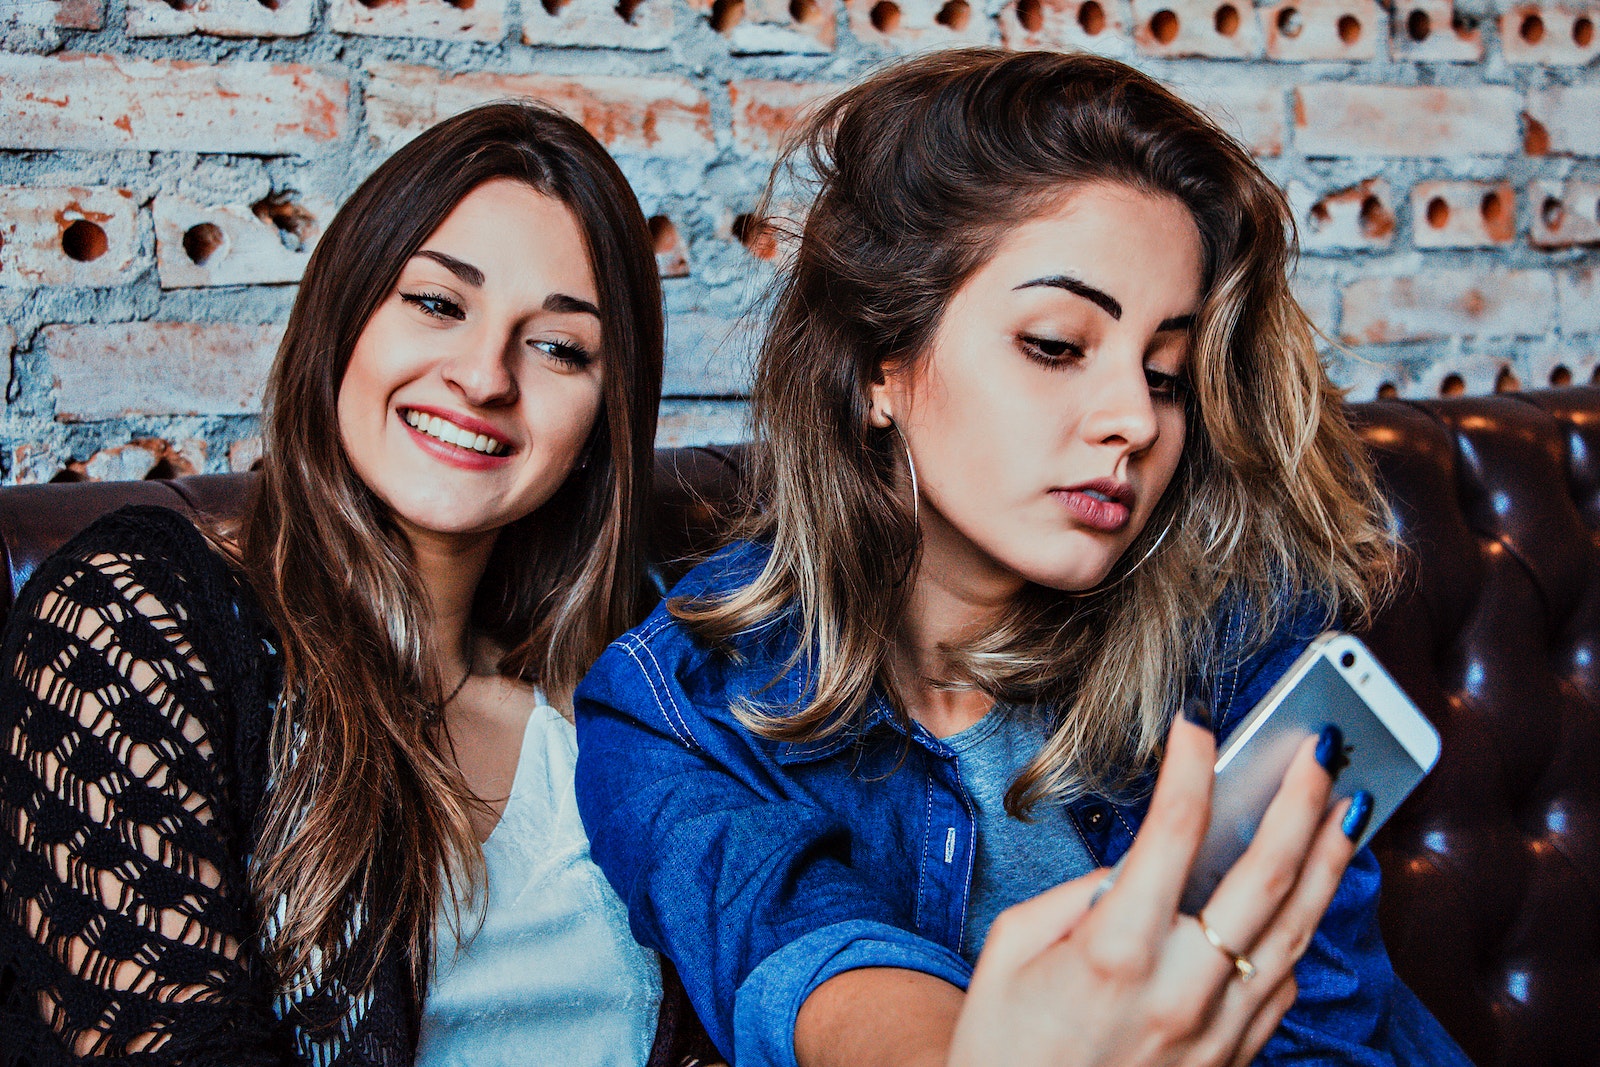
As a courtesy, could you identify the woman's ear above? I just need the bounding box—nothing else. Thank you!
[867,369,896,429]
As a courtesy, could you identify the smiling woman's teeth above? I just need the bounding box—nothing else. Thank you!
[403,409,507,456]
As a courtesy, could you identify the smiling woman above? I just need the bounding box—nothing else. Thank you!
[0,103,710,1067]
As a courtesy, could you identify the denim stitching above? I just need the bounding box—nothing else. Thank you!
[915,774,933,934]
[620,637,694,751]
[638,637,702,752]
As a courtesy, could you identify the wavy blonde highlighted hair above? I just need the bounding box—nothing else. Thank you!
[674,48,1398,812]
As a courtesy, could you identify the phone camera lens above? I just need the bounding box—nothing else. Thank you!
[1340,651,1356,669]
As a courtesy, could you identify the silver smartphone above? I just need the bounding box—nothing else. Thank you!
[1176,632,1441,915]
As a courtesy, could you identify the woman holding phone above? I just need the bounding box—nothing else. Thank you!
[573,50,1471,1067]
[0,103,705,1066]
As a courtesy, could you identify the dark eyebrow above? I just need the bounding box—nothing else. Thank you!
[1157,313,1197,333]
[544,292,600,318]
[415,249,484,288]
[1015,274,1122,320]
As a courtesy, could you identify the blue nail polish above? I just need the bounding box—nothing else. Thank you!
[1314,725,1345,775]
[1342,790,1374,842]
[1182,698,1212,730]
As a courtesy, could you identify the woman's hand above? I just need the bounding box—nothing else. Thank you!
[946,712,1360,1067]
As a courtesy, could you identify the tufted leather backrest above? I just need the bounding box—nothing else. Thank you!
[1352,390,1600,1067]
[3,399,1599,1066]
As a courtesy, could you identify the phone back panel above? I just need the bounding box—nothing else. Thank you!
[1179,641,1434,915]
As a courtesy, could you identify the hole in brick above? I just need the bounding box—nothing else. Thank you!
[256,0,280,9]
[61,220,107,262]
[50,467,87,484]
[159,0,193,9]
[1592,365,1600,385]
[1575,15,1594,45]
[935,0,970,28]
[1275,6,1302,36]
[615,0,640,20]
[1337,13,1361,41]
[709,0,742,28]
[732,213,777,260]
[649,215,679,254]
[1519,11,1544,43]
[1494,366,1520,393]
[1078,0,1105,32]
[542,0,570,13]
[1406,7,1430,39]
[1150,8,1179,41]
[1377,382,1399,399]
[790,0,822,23]
[252,192,315,253]
[1452,10,1476,33]
[445,0,474,10]
[1542,196,1565,230]
[182,223,225,265]
[1550,364,1573,387]
[1016,0,1044,30]
[1439,373,1465,397]
[1359,195,1394,240]
[1524,115,1550,155]
[1480,189,1512,235]
[1425,196,1450,229]
[1308,201,1331,232]
[870,0,901,31]
[1213,3,1239,35]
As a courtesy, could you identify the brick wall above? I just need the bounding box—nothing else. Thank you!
[1,0,1596,483]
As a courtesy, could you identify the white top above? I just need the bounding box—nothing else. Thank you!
[415,700,662,1067]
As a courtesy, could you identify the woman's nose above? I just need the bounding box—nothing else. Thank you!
[441,330,519,408]
[1081,359,1160,453]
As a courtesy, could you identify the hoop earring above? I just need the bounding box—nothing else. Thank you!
[886,415,919,528]
[1070,512,1177,598]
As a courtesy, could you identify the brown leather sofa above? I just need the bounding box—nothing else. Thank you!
[4,391,1600,1067]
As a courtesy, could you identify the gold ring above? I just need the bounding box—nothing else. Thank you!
[1197,913,1257,982]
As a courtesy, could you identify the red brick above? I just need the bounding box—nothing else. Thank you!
[1262,0,1381,59]
[998,0,1131,53]
[0,54,346,154]
[1411,180,1517,248]
[1292,84,1520,157]
[1131,0,1265,58]
[1293,178,1396,252]
[57,0,103,29]
[523,0,675,49]
[1558,269,1600,334]
[0,186,142,288]
[1499,3,1600,64]
[127,0,315,38]
[688,0,836,53]
[1340,269,1555,343]
[1178,84,1285,157]
[844,0,991,50]
[1388,0,1483,60]
[47,322,280,420]
[153,192,332,288]
[364,63,714,157]
[329,0,505,41]
[1531,180,1600,249]
[1526,87,1600,155]
[728,80,838,157]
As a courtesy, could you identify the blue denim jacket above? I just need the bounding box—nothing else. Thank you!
[574,541,1469,1067]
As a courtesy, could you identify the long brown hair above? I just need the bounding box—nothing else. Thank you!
[240,102,662,1011]
[676,49,1396,812]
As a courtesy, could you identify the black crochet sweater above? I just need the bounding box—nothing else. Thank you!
[0,507,711,1067]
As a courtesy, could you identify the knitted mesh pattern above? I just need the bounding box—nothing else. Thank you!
[0,508,411,1067]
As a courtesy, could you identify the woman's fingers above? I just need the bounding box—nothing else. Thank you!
[1093,713,1216,943]
[974,869,1111,977]
[1243,795,1360,977]
[1225,972,1298,1067]
[1196,731,1336,955]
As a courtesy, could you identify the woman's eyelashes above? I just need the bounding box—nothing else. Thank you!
[532,338,594,370]
[1145,366,1190,401]
[401,290,465,321]
[1018,333,1085,367]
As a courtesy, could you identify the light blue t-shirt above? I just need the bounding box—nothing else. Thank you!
[943,705,1100,964]
[416,701,662,1067]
